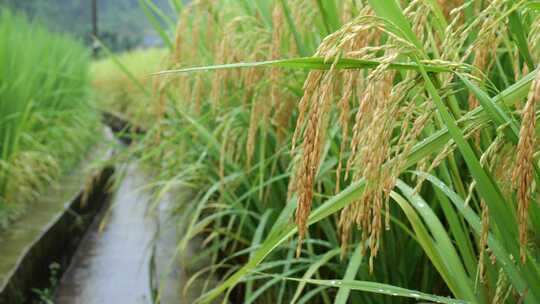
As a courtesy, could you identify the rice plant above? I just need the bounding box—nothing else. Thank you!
[91,47,167,128]
[102,0,540,303]
[0,11,101,228]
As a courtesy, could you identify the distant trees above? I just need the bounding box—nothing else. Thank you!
[0,0,172,52]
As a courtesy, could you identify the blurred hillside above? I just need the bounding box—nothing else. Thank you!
[0,0,176,52]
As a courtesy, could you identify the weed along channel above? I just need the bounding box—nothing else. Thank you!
[2,1,540,304]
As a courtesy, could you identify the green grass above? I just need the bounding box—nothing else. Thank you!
[100,0,540,303]
[0,11,102,229]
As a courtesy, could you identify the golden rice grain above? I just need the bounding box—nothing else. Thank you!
[512,68,540,263]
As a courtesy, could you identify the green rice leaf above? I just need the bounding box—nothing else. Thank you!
[333,243,364,304]
[155,57,456,75]
[268,275,470,304]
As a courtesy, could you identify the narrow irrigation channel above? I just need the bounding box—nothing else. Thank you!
[52,116,189,304]
[1,116,216,303]
[55,163,157,304]
[53,160,210,304]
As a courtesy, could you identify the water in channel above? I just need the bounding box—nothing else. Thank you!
[55,163,158,304]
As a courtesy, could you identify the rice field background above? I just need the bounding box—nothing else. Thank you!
[0,10,101,229]
[1,0,540,303]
